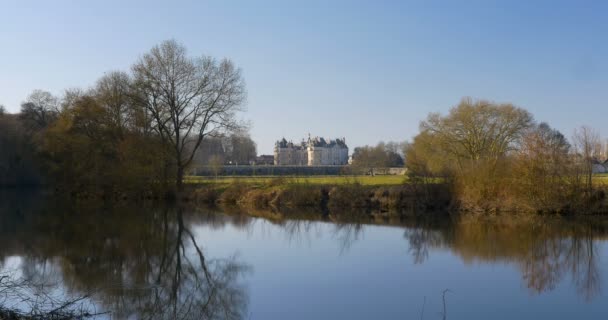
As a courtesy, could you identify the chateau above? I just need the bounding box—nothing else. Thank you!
[274,135,349,166]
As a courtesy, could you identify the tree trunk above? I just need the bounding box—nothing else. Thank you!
[176,166,184,193]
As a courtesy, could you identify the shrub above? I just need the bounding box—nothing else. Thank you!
[327,183,370,208]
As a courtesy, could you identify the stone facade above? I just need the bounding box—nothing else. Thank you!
[274,136,349,166]
[273,139,308,166]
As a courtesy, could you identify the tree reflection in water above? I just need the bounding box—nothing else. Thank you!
[404,215,606,301]
[118,207,250,320]
[406,227,446,264]
[0,195,250,319]
[329,212,368,255]
[185,207,607,303]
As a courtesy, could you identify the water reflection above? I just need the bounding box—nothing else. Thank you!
[404,215,605,300]
[0,192,249,319]
[201,206,607,302]
[1,191,608,318]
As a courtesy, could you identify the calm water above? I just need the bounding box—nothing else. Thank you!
[1,191,608,319]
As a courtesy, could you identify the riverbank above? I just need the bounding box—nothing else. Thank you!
[185,174,409,186]
[189,177,451,215]
[186,175,608,216]
[6,173,608,216]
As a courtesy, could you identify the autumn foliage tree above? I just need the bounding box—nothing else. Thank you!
[419,97,533,169]
[42,74,171,196]
[29,40,247,196]
[406,98,602,213]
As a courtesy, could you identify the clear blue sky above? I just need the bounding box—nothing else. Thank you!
[1,0,607,154]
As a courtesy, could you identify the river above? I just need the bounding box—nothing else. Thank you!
[1,191,607,319]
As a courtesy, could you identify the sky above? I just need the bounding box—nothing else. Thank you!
[1,0,607,154]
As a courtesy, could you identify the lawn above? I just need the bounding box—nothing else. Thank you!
[185,174,608,188]
[594,174,608,184]
[185,175,408,186]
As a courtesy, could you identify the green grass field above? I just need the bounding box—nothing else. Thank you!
[185,173,608,188]
[593,174,608,184]
[185,175,408,186]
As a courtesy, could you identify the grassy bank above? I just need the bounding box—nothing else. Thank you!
[190,177,451,215]
[185,174,608,216]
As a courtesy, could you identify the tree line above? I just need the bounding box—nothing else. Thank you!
[405,97,606,213]
[350,141,407,173]
[0,40,248,196]
[193,131,257,167]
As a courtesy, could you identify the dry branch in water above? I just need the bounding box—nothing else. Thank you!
[0,271,103,320]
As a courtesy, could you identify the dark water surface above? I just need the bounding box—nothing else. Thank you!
[1,191,608,319]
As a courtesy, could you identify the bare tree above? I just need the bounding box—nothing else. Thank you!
[138,207,249,320]
[19,90,60,132]
[209,154,224,180]
[60,88,85,111]
[514,123,573,210]
[573,126,600,192]
[351,143,401,174]
[132,40,246,191]
[0,271,100,319]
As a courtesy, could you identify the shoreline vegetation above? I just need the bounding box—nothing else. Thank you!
[189,176,451,215]
[186,174,608,216]
[402,98,608,215]
[2,39,608,216]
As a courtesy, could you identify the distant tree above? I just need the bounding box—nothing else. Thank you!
[19,90,60,132]
[132,40,246,192]
[225,131,257,165]
[60,88,85,111]
[191,136,224,167]
[351,146,383,174]
[573,126,601,193]
[208,154,224,179]
[385,145,405,167]
[400,141,410,163]
[351,141,405,174]
[381,141,406,167]
[352,142,394,175]
[190,130,256,168]
[0,113,41,185]
[384,141,401,155]
[0,104,5,115]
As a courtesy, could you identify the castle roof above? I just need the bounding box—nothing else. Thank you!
[276,136,348,149]
[309,136,347,148]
